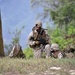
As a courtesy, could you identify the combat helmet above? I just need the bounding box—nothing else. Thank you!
[35,21,42,28]
[51,43,60,51]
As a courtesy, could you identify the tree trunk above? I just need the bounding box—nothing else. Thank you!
[0,12,5,57]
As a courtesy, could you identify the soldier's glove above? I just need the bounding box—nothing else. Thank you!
[35,41,40,45]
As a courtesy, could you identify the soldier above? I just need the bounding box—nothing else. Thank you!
[28,21,51,58]
[51,43,63,58]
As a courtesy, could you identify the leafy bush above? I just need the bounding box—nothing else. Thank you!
[48,25,75,50]
[23,47,34,59]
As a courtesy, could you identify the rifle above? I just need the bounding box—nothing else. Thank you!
[39,28,47,35]
[37,38,47,45]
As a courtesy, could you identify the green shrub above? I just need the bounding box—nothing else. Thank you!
[49,26,75,50]
[23,47,34,59]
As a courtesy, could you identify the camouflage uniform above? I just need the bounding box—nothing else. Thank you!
[51,43,63,58]
[28,21,51,58]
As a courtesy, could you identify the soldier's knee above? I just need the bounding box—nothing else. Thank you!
[45,44,51,50]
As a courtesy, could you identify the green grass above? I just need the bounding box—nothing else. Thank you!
[0,57,75,75]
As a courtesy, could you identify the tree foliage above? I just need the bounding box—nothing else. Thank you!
[31,0,75,31]
[50,0,75,32]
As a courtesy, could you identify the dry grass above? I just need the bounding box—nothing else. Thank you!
[0,57,75,75]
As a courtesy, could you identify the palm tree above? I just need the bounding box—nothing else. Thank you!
[0,10,5,57]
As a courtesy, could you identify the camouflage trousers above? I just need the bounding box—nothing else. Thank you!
[33,44,51,58]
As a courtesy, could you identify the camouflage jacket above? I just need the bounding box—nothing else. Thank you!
[28,29,50,49]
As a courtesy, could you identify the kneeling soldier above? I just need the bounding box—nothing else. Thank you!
[28,21,51,58]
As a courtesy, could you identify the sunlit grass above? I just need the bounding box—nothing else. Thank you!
[0,57,75,75]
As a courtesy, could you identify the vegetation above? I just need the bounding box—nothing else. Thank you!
[23,47,34,59]
[47,25,75,50]
[0,57,75,75]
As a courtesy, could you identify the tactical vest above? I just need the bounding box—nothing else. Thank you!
[32,27,47,45]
